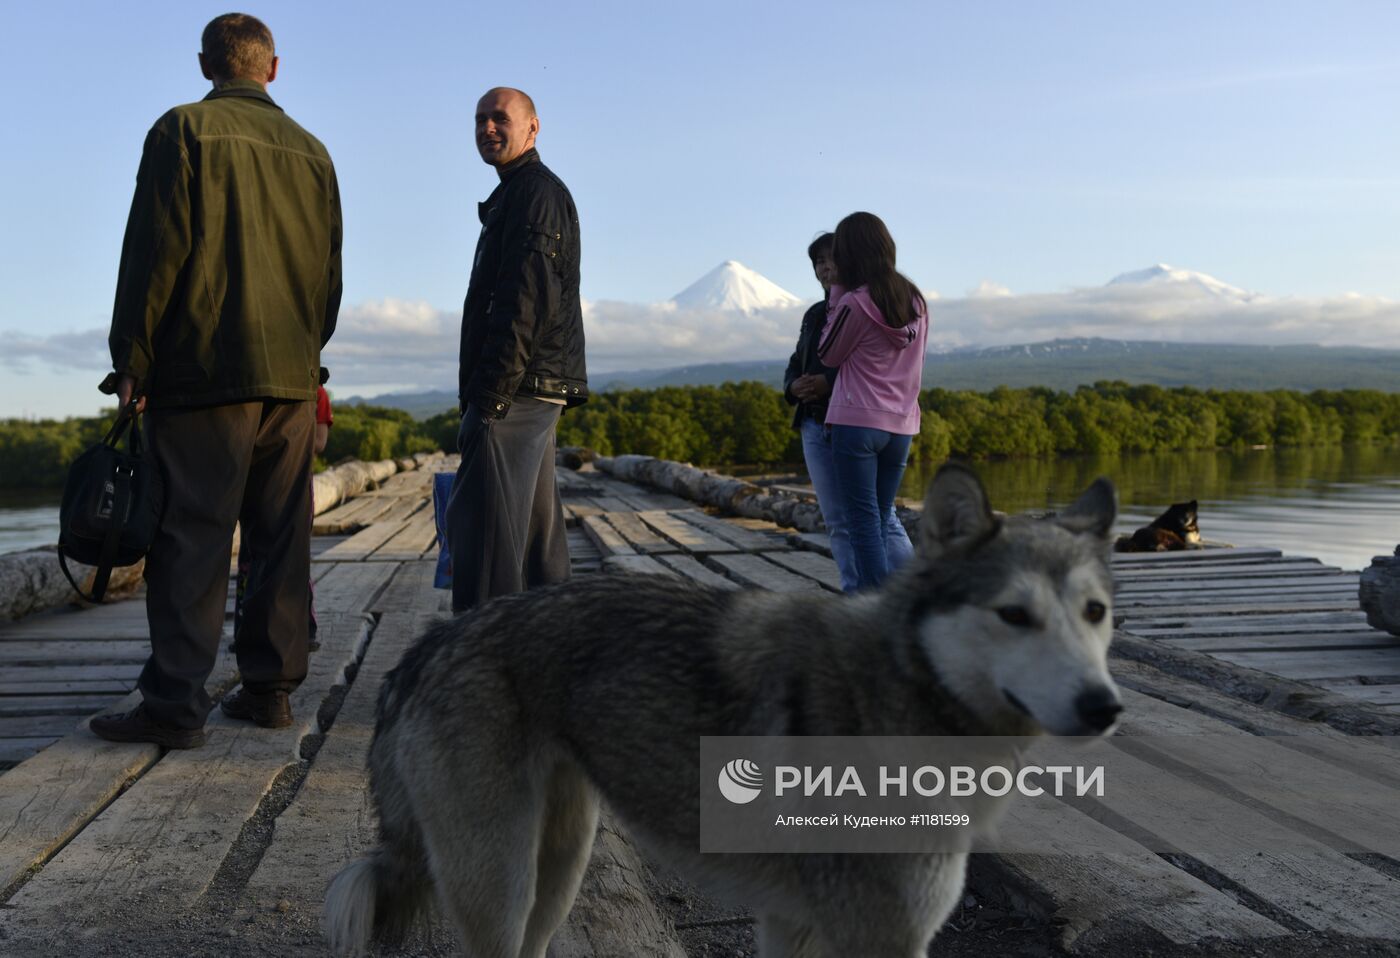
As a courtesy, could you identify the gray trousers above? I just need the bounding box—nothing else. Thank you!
[446,397,571,613]
[141,400,315,729]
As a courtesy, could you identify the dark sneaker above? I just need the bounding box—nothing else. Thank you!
[220,687,293,729]
[90,704,206,749]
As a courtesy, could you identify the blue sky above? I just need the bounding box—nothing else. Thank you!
[4,1,1400,416]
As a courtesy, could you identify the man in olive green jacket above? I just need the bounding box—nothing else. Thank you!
[92,13,342,749]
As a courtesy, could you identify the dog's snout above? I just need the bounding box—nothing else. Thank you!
[1075,687,1123,733]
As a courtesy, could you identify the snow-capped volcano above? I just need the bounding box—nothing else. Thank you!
[670,260,804,314]
[1107,263,1251,300]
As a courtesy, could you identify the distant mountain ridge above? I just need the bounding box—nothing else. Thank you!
[340,337,1400,418]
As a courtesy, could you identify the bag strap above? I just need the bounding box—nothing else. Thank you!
[90,460,134,601]
[102,400,139,447]
[61,400,143,604]
[59,545,101,604]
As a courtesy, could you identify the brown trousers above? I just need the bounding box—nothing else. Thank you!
[140,400,314,729]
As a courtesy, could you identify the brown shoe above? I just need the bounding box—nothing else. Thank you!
[90,704,206,749]
[220,687,293,729]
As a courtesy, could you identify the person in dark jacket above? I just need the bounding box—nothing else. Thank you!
[92,13,342,749]
[783,232,911,591]
[447,87,588,613]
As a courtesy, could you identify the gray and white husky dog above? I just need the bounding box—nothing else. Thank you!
[325,464,1121,957]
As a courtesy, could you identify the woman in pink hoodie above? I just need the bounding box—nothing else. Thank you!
[818,212,928,589]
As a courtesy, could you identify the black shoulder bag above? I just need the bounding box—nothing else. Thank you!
[58,402,165,602]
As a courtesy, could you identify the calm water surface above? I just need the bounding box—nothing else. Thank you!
[2,446,1398,571]
[0,488,61,556]
[902,445,1400,572]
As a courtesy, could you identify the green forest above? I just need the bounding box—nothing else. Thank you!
[3,382,1400,489]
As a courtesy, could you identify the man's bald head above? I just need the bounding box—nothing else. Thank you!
[482,87,536,118]
[475,88,540,168]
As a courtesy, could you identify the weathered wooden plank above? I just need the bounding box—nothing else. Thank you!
[0,615,371,949]
[0,664,143,685]
[0,614,154,641]
[636,511,738,555]
[1116,586,1358,607]
[315,520,411,562]
[0,738,62,767]
[0,622,154,642]
[370,560,447,614]
[1121,611,1372,634]
[618,492,693,511]
[1117,575,1357,595]
[581,514,635,557]
[0,641,151,667]
[0,714,87,739]
[238,612,420,913]
[588,496,636,513]
[557,818,687,958]
[989,799,1286,948]
[1119,599,1362,618]
[1116,688,1400,855]
[653,554,741,590]
[762,551,844,592]
[1208,647,1400,681]
[310,562,398,614]
[601,555,675,577]
[1087,745,1400,936]
[1158,632,1400,653]
[1109,546,1284,565]
[1312,682,1400,707]
[672,510,779,553]
[564,500,607,524]
[789,531,834,555]
[0,695,120,718]
[0,679,136,697]
[1114,561,1329,581]
[312,495,397,535]
[603,512,678,554]
[705,554,821,592]
[0,691,156,892]
[369,512,438,562]
[376,496,429,525]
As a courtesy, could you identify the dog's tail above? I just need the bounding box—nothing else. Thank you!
[324,814,434,956]
[324,688,434,956]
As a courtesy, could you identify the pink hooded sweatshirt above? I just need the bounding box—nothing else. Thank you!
[817,283,927,435]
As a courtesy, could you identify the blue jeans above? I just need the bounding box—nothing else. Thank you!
[805,419,913,591]
[830,424,914,590]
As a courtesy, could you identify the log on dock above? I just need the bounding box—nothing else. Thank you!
[1359,548,1400,636]
[596,454,832,532]
[0,550,144,623]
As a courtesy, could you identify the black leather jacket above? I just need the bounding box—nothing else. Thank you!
[459,149,588,418]
[781,298,838,429]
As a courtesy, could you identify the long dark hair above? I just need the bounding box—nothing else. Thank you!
[831,212,924,329]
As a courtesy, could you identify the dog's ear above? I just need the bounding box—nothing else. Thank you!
[1058,477,1117,540]
[921,463,998,558]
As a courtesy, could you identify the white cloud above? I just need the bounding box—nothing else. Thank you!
[0,327,110,372]
[581,299,806,371]
[925,281,1400,351]
[7,274,1399,407]
[968,279,1013,299]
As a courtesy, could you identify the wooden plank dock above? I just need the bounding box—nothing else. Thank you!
[1,462,1398,956]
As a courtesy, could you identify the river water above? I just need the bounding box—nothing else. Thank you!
[3,445,1398,571]
[902,445,1400,572]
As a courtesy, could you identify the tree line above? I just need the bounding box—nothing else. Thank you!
[2,382,1398,489]
[552,381,1400,465]
[0,404,441,490]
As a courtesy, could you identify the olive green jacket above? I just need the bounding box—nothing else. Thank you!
[108,81,342,407]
